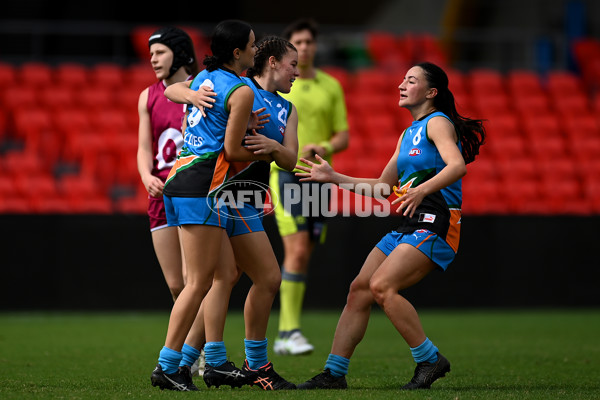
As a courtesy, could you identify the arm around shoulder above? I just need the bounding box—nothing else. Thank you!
[163,80,193,104]
[223,85,256,162]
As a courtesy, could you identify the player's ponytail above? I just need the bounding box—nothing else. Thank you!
[417,62,486,164]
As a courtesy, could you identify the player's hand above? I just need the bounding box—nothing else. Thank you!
[142,175,165,198]
[391,185,425,218]
[248,107,270,131]
[243,130,277,155]
[300,143,328,161]
[194,85,217,117]
[295,154,335,182]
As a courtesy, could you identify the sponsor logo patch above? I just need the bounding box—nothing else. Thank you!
[418,213,436,223]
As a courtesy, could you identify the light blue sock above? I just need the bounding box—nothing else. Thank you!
[179,343,201,368]
[204,341,228,367]
[158,346,182,374]
[244,338,268,370]
[410,337,439,364]
[324,353,350,377]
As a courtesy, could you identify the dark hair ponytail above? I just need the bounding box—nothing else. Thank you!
[203,20,253,72]
[417,62,486,164]
[247,36,296,78]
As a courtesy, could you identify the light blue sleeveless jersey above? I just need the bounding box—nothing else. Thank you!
[163,68,247,197]
[395,111,462,252]
[397,111,462,208]
[184,68,247,157]
[227,77,291,180]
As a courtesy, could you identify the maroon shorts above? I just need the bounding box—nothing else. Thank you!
[148,195,168,231]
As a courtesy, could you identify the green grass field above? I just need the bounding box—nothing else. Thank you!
[1,309,599,399]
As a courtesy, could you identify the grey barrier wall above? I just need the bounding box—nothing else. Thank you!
[1,214,598,311]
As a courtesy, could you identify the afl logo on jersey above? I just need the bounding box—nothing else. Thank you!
[409,148,421,156]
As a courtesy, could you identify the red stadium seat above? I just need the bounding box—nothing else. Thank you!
[126,63,158,92]
[348,92,395,115]
[26,192,70,214]
[89,109,130,143]
[502,177,540,214]
[13,173,59,199]
[0,109,6,140]
[562,114,599,138]
[471,93,511,118]
[2,86,37,114]
[578,159,600,184]
[331,153,358,176]
[321,66,352,93]
[538,157,578,181]
[417,34,448,67]
[53,108,92,137]
[1,149,45,176]
[114,85,143,112]
[39,85,76,112]
[571,136,600,162]
[539,178,582,213]
[179,25,211,61]
[445,69,467,96]
[0,197,34,213]
[79,85,114,111]
[582,175,600,203]
[545,70,585,97]
[529,136,567,161]
[67,195,113,214]
[59,174,113,214]
[506,70,544,97]
[79,147,120,191]
[462,177,510,215]
[476,137,496,161]
[572,38,600,65]
[395,109,414,130]
[572,38,600,94]
[366,31,410,69]
[550,92,590,115]
[0,62,17,89]
[485,114,521,139]
[593,94,600,113]
[62,131,111,167]
[114,140,141,186]
[465,157,499,182]
[485,135,528,161]
[0,175,17,198]
[56,63,89,89]
[522,113,562,139]
[452,92,474,116]
[354,68,395,94]
[18,62,53,88]
[54,108,95,162]
[514,93,552,115]
[130,25,160,60]
[12,108,53,142]
[342,111,364,137]
[497,158,538,181]
[468,68,505,96]
[59,174,103,201]
[114,191,148,214]
[360,113,398,139]
[90,63,125,89]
